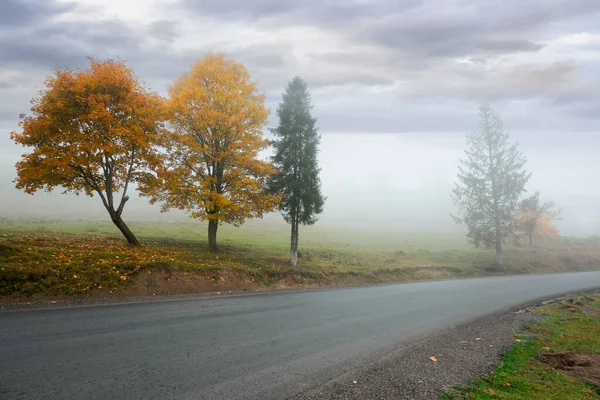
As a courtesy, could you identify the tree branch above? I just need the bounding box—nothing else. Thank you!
[116,146,136,218]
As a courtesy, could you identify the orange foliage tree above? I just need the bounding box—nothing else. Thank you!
[141,53,280,250]
[11,58,164,246]
[515,191,561,246]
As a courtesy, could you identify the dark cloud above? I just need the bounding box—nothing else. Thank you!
[183,0,297,20]
[359,16,547,61]
[500,0,600,31]
[0,7,188,83]
[180,0,419,27]
[147,20,179,42]
[0,0,74,26]
[0,6,141,70]
[477,39,544,54]
[0,32,86,70]
[353,0,600,67]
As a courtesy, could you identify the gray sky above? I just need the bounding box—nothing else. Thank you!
[1,0,600,235]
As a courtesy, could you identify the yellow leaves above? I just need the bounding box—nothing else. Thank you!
[428,356,438,362]
[11,56,165,220]
[147,53,280,229]
[515,195,561,240]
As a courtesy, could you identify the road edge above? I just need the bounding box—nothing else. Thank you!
[290,289,600,400]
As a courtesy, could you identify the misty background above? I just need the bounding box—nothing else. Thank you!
[1,0,599,235]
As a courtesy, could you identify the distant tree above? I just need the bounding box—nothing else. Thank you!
[141,53,280,250]
[515,191,561,246]
[270,77,325,267]
[11,57,164,246]
[451,105,531,268]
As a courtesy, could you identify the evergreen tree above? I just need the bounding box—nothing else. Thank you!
[270,77,325,267]
[452,105,530,268]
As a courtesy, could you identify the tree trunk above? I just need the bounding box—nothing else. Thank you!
[293,222,300,267]
[495,231,503,267]
[111,215,140,246]
[290,216,299,268]
[529,234,533,247]
[208,219,219,251]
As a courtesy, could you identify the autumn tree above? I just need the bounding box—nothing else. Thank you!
[515,191,561,246]
[11,58,164,246]
[142,53,279,250]
[452,105,531,268]
[270,77,325,267]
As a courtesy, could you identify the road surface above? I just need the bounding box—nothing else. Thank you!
[2,272,600,400]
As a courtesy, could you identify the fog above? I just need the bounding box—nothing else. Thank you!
[1,0,600,236]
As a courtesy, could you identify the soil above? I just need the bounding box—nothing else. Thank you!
[558,296,600,316]
[582,305,600,316]
[539,351,600,386]
[0,265,470,306]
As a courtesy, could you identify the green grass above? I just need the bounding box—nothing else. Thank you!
[0,218,474,252]
[1,219,600,298]
[444,294,600,399]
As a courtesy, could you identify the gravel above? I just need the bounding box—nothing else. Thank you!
[291,307,545,400]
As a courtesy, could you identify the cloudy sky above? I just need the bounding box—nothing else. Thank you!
[1,0,600,235]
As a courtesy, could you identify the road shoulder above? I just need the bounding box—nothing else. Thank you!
[293,306,545,399]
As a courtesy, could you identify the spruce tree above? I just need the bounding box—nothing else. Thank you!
[452,105,530,268]
[270,77,325,267]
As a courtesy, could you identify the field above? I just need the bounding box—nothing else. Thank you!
[444,293,600,399]
[2,218,600,300]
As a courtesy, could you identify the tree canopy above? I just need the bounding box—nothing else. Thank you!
[515,191,561,246]
[11,57,164,245]
[452,105,531,267]
[270,77,325,266]
[141,53,279,250]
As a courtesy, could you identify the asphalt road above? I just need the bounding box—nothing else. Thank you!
[2,272,600,400]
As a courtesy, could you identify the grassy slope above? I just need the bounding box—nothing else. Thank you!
[1,219,600,299]
[444,294,600,399]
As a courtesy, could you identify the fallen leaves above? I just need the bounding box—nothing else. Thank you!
[428,356,438,362]
[0,232,238,295]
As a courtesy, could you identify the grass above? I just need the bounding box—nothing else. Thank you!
[1,218,600,299]
[0,218,474,252]
[443,294,600,399]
